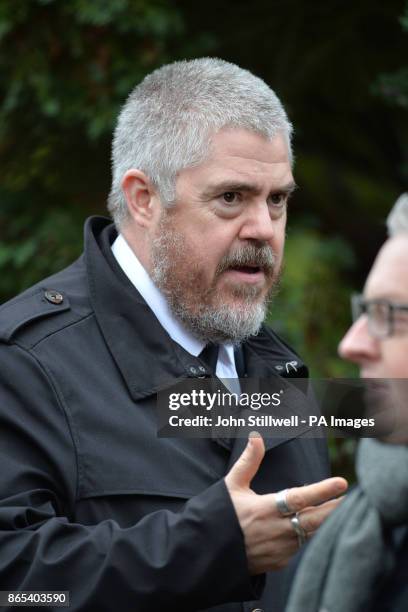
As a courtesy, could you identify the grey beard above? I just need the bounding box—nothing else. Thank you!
[175,298,268,345]
[151,229,277,344]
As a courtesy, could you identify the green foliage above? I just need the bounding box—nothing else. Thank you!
[0,188,85,298]
[375,67,408,109]
[373,0,408,179]
[401,1,408,31]
[0,0,211,303]
[0,0,185,140]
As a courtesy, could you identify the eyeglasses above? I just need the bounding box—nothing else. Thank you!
[351,294,408,338]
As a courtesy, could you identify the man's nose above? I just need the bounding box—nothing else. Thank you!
[338,315,381,365]
[238,201,279,243]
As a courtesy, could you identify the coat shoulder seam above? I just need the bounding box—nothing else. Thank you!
[30,311,95,349]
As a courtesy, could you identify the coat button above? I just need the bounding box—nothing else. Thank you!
[44,290,64,305]
[188,365,198,376]
[251,609,263,612]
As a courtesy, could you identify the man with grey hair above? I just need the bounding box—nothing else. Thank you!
[0,58,345,611]
[108,57,296,346]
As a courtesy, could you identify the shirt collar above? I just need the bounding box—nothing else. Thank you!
[111,233,205,357]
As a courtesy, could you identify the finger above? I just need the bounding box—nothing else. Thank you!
[263,477,347,516]
[284,477,348,513]
[225,432,265,490]
[295,497,344,533]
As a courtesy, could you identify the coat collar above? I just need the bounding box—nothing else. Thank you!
[84,216,309,403]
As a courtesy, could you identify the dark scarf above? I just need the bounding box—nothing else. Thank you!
[286,438,408,612]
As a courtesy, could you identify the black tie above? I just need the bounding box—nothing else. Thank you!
[234,345,246,378]
[198,344,219,375]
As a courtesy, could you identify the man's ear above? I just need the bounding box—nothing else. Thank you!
[121,169,160,228]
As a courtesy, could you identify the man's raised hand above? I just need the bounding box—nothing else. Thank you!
[224,433,348,574]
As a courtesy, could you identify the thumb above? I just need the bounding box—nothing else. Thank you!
[226,432,265,490]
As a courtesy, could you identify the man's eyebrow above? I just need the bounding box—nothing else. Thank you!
[201,180,298,198]
[278,181,298,195]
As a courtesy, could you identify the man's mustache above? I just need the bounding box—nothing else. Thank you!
[216,245,277,276]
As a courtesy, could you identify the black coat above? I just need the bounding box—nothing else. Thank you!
[0,217,330,611]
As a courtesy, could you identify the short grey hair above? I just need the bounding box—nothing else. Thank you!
[107,57,293,227]
[387,193,408,236]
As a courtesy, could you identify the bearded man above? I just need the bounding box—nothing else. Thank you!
[0,58,345,612]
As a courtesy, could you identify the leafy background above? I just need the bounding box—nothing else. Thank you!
[1,0,408,476]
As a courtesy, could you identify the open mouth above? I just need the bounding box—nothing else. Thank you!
[223,265,266,283]
[230,265,262,274]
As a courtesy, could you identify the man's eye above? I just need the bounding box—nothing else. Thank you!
[269,193,286,206]
[222,192,238,204]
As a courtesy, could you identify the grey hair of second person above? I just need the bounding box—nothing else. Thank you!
[387,193,408,236]
[107,57,293,228]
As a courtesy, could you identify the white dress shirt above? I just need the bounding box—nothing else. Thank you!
[111,234,239,381]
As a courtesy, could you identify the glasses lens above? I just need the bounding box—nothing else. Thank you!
[351,295,391,338]
[367,302,390,337]
[351,294,364,322]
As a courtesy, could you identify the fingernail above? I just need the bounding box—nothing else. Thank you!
[249,431,261,438]
[335,479,348,492]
